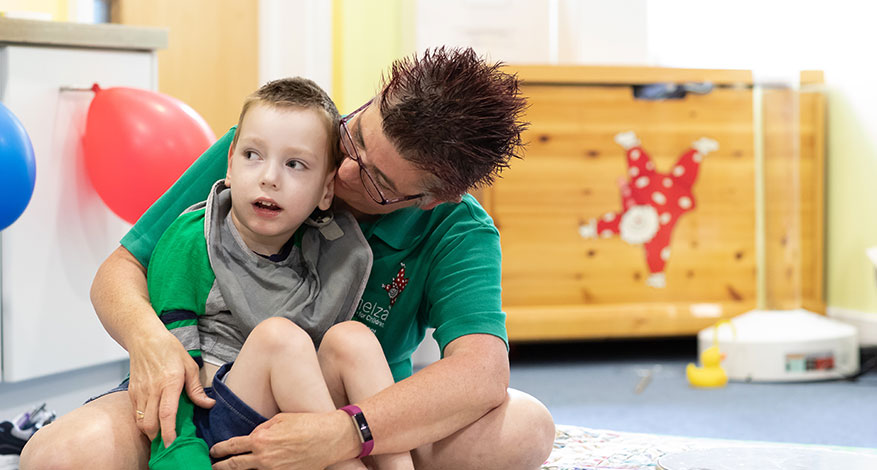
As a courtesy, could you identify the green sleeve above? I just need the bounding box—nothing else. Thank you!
[146,209,216,468]
[147,208,215,318]
[427,198,508,355]
[148,394,212,470]
[122,127,235,269]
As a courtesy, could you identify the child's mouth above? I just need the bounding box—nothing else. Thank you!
[253,200,281,212]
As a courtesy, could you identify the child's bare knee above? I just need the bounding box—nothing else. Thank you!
[250,317,312,354]
[320,321,379,362]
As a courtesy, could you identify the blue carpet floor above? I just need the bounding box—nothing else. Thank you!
[508,338,877,449]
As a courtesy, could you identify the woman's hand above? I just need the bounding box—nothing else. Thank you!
[91,246,215,447]
[127,330,215,447]
[210,410,358,470]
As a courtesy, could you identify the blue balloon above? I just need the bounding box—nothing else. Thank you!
[0,102,36,231]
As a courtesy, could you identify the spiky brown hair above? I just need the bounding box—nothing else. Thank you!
[233,77,342,170]
[378,47,528,199]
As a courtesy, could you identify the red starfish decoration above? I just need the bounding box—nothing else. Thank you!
[579,132,718,287]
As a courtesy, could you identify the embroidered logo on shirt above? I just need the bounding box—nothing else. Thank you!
[382,262,409,307]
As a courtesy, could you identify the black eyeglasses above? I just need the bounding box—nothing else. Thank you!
[340,99,424,205]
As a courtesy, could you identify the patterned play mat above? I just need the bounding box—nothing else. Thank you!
[543,425,877,470]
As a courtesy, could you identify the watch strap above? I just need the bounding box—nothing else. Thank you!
[340,404,374,458]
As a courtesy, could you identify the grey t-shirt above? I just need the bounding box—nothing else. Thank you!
[190,182,373,365]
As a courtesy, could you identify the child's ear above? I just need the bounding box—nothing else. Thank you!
[317,170,336,211]
[225,144,234,187]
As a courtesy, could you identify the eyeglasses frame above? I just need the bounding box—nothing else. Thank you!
[340,99,424,206]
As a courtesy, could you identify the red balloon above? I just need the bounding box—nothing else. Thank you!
[83,85,215,224]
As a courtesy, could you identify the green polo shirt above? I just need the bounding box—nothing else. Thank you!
[122,128,508,381]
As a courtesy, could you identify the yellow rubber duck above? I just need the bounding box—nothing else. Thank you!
[686,345,728,388]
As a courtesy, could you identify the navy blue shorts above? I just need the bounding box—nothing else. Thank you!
[87,362,268,450]
[194,362,268,449]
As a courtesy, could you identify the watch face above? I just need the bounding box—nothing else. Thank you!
[353,412,373,442]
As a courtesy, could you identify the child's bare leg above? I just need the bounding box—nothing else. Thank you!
[224,317,366,470]
[319,321,415,470]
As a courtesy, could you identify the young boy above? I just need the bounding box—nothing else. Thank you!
[145,78,413,470]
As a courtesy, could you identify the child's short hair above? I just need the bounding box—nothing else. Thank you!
[232,77,342,170]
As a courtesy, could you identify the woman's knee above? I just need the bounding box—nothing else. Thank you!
[412,390,555,470]
[20,396,146,470]
[506,390,556,467]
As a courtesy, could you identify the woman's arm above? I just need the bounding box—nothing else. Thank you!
[91,129,234,446]
[91,246,214,447]
[357,333,510,450]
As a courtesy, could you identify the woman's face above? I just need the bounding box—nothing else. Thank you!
[333,102,434,217]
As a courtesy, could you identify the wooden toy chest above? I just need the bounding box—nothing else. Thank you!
[479,65,825,341]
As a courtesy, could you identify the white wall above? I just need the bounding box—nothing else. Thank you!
[556,0,647,65]
[646,1,826,78]
[414,0,648,65]
[0,360,127,424]
[258,0,333,92]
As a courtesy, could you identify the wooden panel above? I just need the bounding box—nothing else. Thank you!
[507,65,753,86]
[495,82,756,309]
[0,16,167,50]
[761,79,826,312]
[802,86,826,311]
[506,302,752,341]
[111,0,259,137]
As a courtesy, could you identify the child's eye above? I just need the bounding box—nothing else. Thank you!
[286,160,306,170]
[245,151,259,160]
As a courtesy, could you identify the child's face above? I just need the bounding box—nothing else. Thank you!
[226,104,335,255]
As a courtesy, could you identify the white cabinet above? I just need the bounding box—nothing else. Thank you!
[0,19,166,382]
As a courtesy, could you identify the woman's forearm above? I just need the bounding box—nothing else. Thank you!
[359,334,510,454]
[90,246,165,351]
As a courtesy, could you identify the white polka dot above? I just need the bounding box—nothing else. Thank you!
[646,161,655,171]
[603,213,616,222]
[601,229,614,238]
[630,167,640,177]
[673,166,685,177]
[652,192,667,205]
[678,196,692,209]
[660,212,672,225]
[693,152,703,163]
[635,176,650,188]
[630,149,641,160]
[625,201,634,209]
[623,188,632,197]
[661,247,671,261]
[663,178,672,188]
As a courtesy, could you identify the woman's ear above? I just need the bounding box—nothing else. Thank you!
[317,170,336,211]
[419,198,442,210]
[418,194,460,211]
